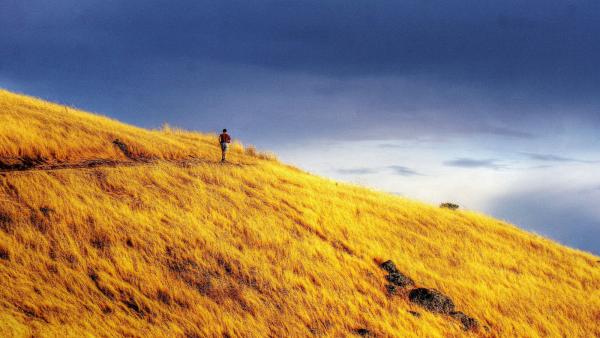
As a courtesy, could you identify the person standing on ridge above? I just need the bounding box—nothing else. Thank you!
[219,128,231,162]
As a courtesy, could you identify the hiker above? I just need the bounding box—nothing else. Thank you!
[219,128,231,162]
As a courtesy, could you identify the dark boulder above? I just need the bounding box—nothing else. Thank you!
[353,328,373,336]
[385,284,397,296]
[450,311,479,331]
[385,272,415,288]
[379,260,398,274]
[408,288,455,314]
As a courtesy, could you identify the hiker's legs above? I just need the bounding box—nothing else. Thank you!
[220,143,227,162]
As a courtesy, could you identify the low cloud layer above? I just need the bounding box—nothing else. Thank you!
[336,168,378,175]
[521,153,596,163]
[444,158,504,170]
[337,165,421,176]
[388,166,422,177]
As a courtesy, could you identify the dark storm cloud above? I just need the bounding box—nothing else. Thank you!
[444,158,503,169]
[7,0,593,85]
[1,0,600,144]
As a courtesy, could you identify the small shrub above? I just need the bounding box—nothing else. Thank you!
[244,146,258,157]
[161,123,172,133]
[440,202,459,210]
[257,151,277,161]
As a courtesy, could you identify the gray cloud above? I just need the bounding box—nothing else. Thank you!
[336,165,421,176]
[379,144,406,149]
[522,152,596,163]
[336,168,378,175]
[443,158,504,169]
[388,165,422,176]
[578,185,600,194]
[477,126,535,139]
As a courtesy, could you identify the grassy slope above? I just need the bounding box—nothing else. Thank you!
[0,89,598,338]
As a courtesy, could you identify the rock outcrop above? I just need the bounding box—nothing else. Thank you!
[378,259,479,331]
[450,311,479,331]
[379,260,415,289]
[408,288,455,314]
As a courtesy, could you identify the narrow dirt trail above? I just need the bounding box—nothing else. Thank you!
[0,157,252,174]
[0,139,253,174]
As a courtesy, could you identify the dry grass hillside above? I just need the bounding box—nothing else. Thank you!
[0,89,598,338]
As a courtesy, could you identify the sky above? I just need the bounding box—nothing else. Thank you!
[1,0,599,254]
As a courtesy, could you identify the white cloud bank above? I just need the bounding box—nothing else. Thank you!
[274,138,600,254]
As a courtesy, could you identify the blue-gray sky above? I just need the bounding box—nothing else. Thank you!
[1,0,599,254]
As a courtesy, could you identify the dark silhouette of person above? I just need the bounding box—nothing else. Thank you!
[219,129,231,162]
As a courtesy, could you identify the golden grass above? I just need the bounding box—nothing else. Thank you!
[0,89,598,337]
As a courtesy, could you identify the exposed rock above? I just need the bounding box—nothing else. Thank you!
[440,202,459,210]
[450,311,479,331]
[378,260,478,331]
[353,328,373,336]
[385,284,397,296]
[379,260,398,274]
[385,272,415,288]
[407,310,421,318]
[408,288,455,314]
